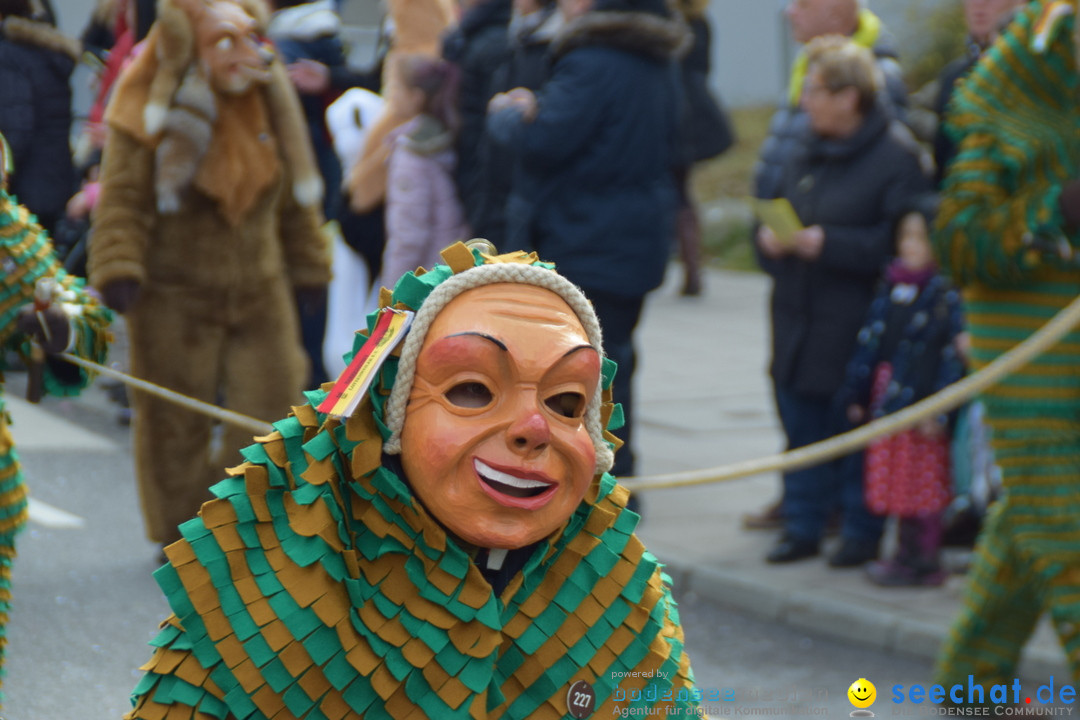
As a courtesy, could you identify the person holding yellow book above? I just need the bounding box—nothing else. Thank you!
[753,36,931,566]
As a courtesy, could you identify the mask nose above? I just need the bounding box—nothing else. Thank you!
[257,41,276,67]
[507,400,551,455]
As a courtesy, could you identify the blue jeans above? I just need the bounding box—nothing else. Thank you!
[774,384,883,545]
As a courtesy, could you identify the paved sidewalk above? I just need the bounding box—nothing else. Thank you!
[631,266,1067,679]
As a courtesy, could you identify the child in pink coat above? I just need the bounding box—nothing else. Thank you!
[381,56,470,284]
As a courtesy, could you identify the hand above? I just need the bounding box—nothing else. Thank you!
[66,189,91,219]
[287,59,330,95]
[15,305,70,354]
[488,88,538,121]
[792,225,825,261]
[755,225,789,259]
[505,88,538,121]
[487,92,512,114]
[847,404,866,425]
[100,278,142,313]
[955,331,971,362]
[85,121,108,150]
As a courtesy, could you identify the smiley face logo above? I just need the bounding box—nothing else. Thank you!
[848,678,876,709]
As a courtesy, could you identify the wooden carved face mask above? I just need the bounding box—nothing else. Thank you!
[400,284,601,550]
[194,1,273,95]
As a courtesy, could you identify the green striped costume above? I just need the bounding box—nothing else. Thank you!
[0,186,112,700]
[933,0,1080,689]
[125,249,701,719]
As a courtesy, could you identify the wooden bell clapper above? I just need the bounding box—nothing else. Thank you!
[25,278,59,404]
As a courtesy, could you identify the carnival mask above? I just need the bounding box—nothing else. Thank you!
[194,0,273,95]
[400,283,601,549]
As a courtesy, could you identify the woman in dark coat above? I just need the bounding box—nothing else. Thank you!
[0,0,79,236]
[486,0,687,482]
[442,0,513,230]
[469,0,561,246]
[756,35,931,566]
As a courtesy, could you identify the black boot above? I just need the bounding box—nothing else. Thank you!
[866,515,946,586]
[766,534,820,563]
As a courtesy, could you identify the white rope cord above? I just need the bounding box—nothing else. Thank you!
[620,291,1080,492]
[57,353,274,436]
[53,289,1080,490]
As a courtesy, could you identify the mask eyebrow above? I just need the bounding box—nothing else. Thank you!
[444,331,507,351]
[562,344,597,359]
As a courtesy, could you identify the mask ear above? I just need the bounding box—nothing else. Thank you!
[236,0,268,29]
[143,0,201,135]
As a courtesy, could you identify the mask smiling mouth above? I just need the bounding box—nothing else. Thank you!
[474,459,557,507]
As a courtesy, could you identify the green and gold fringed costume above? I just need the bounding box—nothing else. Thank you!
[933,0,1080,689]
[126,249,701,719]
[0,181,112,699]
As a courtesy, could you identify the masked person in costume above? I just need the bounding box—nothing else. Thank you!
[88,0,331,552]
[0,134,112,703]
[123,242,702,719]
[933,0,1080,690]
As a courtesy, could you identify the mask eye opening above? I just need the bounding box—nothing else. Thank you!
[445,382,493,409]
[545,391,585,419]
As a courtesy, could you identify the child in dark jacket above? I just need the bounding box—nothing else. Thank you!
[839,198,966,587]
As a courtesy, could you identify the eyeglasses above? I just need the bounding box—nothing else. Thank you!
[804,81,851,96]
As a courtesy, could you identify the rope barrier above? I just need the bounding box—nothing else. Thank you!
[54,289,1080,492]
[57,353,274,436]
[620,291,1080,492]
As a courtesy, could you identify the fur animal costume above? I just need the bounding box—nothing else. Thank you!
[346,0,457,213]
[932,0,1080,689]
[88,0,331,546]
[123,244,703,720]
[0,136,112,703]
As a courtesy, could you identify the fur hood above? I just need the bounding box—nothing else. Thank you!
[551,8,690,62]
[1,16,81,61]
[511,5,563,46]
[267,0,341,41]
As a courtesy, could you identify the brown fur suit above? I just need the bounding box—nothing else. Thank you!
[88,4,331,545]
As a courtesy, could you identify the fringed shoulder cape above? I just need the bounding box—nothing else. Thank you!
[126,263,701,720]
